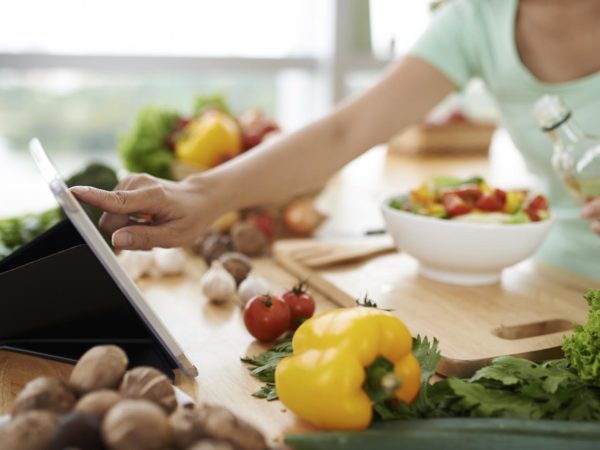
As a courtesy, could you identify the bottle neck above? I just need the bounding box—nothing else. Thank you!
[546,116,585,146]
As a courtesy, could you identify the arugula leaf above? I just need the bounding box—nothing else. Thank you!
[241,337,293,400]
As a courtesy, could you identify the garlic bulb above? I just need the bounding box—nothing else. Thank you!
[153,247,186,276]
[201,261,237,304]
[238,274,270,305]
[117,250,155,280]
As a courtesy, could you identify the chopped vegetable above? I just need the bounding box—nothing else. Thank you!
[390,176,549,223]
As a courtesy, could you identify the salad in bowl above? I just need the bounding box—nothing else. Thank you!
[382,176,553,286]
[389,175,550,225]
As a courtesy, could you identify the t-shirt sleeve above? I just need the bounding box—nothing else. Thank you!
[410,0,480,90]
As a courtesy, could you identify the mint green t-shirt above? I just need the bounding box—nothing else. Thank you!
[410,0,600,281]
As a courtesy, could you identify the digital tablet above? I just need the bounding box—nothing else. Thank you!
[29,138,198,378]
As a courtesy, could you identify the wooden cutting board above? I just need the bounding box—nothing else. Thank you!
[274,239,599,377]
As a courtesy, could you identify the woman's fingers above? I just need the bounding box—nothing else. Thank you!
[99,213,131,235]
[111,224,178,250]
[70,186,159,215]
[592,221,600,235]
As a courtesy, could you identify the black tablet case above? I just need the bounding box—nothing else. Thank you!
[0,218,178,379]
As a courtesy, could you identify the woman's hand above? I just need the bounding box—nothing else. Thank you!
[71,173,222,250]
[581,198,600,235]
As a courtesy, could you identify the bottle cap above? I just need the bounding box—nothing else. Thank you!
[532,95,571,131]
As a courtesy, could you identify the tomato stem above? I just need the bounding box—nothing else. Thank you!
[262,295,273,308]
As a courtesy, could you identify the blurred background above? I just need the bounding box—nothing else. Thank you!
[0,0,506,220]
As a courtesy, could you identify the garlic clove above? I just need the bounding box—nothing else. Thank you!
[152,247,186,276]
[117,250,154,280]
[238,273,271,306]
[200,261,237,304]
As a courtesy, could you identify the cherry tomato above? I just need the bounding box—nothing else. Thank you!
[526,194,549,211]
[476,193,504,212]
[244,295,291,342]
[282,281,316,329]
[524,194,549,222]
[443,193,473,217]
[494,188,507,205]
[441,185,482,204]
[246,210,276,241]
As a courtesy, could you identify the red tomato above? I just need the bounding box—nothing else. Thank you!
[443,193,473,217]
[282,282,316,329]
[494,188,507,205]
[243,295,291,342]
[524,194,549,222]
[246,211,275,241]
[476,193,504,212]
[526,207,542,222]
[442,185,482,204]
[526,195,549,211]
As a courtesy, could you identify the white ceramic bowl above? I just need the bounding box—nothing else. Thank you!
[381,196,553,286]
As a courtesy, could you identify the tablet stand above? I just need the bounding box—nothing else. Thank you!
[0,219,178,379]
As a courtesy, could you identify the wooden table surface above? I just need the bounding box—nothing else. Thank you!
[2,145,580,444]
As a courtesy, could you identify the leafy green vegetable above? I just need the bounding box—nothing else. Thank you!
[0,208,62,260]
[508,209,531,224]
[240,337,293,401]
[430,175,484,189]
[193,93,231,117]
[243,291,600,423]
[119,105,180,179]
[433,358,600,420]
[563,289,600,385]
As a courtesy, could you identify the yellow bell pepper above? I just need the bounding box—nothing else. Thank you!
[275,307,420,431]
[410,182,435,206]
[175,110,242,169]
[504,191,525,213]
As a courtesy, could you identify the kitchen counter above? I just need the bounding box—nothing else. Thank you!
[1,146,587,444]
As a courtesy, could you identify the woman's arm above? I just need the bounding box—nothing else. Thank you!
[72,56,455,250]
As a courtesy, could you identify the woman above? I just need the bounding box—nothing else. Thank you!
[72,0,600,280]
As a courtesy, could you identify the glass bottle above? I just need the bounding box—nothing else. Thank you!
[532,95,600,203]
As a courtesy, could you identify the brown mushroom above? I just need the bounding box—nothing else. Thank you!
[199,232,233,263]
[49,411,104,450]
[74,389,122,419]
[0,410,59,450]
[69,345,129,396]
[230,222,267,257]
[218,252,252,286]
[187,440,238,450]
[120,366,177,413]
[169,404,266,450]
[12,376,76,416]
[101,399,171,450]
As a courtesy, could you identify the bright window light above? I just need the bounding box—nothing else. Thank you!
[0,0,331,57]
